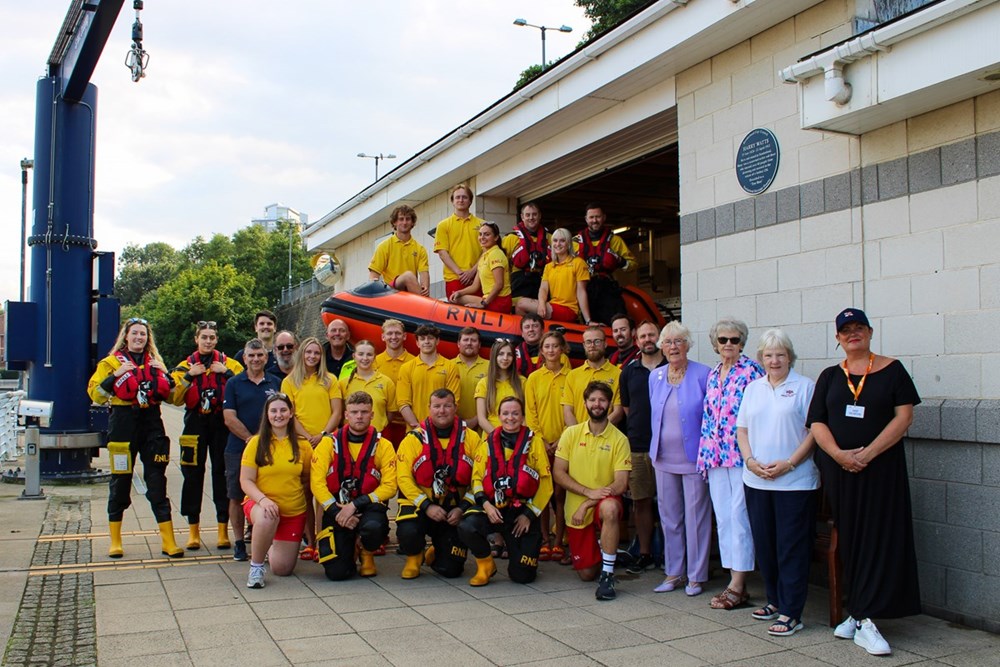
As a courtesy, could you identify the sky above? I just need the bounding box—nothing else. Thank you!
[0,1,591,305]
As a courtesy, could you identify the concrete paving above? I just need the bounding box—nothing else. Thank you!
[2,404,999,666]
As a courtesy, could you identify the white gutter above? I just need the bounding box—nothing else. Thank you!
[779,0,995,106]
[302,0,688,238]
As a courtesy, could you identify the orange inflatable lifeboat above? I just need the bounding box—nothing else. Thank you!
[320,281,666,363]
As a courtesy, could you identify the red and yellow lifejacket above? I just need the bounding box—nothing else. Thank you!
[325,425,382,501]
[411,417,473,490]
[510,222,549,272]
[577,227,620,275]
[482,427,540,506]
[182,350,229,413]
[112,351,172,406]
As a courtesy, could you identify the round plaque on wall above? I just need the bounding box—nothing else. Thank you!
[736,128,780,195]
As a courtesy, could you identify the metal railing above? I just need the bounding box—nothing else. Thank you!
[0,391,25,462]
[279,277,324,306]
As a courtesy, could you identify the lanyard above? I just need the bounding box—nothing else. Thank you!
[841,354,874,404]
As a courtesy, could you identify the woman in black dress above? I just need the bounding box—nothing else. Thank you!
[806,308,920,656]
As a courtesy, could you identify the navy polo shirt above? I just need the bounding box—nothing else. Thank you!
[619,355,667,453]
[222,371,283,454]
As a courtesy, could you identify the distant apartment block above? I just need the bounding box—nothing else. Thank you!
[252,203,308,233]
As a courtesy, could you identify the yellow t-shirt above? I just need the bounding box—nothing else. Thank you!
[433,213,484,281]
[555,422,631,527]
[453,356,489,422]
[478,245,511,299]
[241,435,313,516]
[560,360,622,425]
[541,256,590,314]
[396,355,462,422]
[471,430,553,516]
[281,373,343,436]
[339,371,397,432]
[374,349,414,385]
[525,363,570,444]
[368,234,429,285]
[396,427,483,510]
[309,433,397,508]
[473,376,524,429]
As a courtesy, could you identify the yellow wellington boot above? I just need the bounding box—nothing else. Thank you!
[359,549,377,577]
[469,555,496,587]
[186,523,201,550]
[401,553,423,579]
[424,545,435,567]
[217,523,231,549]
[108,521,124,559]
[158,521,184,558]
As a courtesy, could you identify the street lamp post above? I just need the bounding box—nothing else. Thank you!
[513,18,572,70]
[357,152,396,181]
[20,158,34,302]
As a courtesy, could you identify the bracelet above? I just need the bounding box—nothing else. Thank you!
[786,459,796,470]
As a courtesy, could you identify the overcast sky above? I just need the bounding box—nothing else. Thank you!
[0,1,590,305]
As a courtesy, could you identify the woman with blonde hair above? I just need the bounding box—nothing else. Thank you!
[340,339,397,436]
[87,317,184,559]
[534,228,592,324]
[280,337,343,446]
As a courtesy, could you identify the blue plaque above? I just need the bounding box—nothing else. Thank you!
[736,128,780,195]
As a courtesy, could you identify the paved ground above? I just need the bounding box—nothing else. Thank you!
[2,405,999,666]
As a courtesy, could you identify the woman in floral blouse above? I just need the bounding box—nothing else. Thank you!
[698,317,764,610]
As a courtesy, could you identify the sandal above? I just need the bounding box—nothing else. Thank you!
[752,603,779,620]
[550,545,565,562]
[539,545,552,561]
[299,546,318,561]
[768,618,804,636]
[709,587,750,610]
[558,547,573,566]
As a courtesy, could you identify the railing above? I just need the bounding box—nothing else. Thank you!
[279,277,324,306]
[0,391,25,462]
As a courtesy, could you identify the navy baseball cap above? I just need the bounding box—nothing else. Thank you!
[835,308,870,331]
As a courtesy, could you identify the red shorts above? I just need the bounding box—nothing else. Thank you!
[549,303,578,322]
[486,295,512,314]
[566,495,621,570]
[382,421,407,450]
[243,500,307,542]
[446,280,482,298]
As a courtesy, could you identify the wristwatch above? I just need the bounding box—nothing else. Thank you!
[480,299,488,307]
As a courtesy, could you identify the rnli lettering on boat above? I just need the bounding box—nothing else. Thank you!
[444,305,505,328]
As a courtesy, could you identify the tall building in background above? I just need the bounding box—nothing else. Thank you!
[252,203,308,232]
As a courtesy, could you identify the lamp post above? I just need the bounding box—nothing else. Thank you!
[357,152,396,181]
[513,18,572,70]
[20,158,34,302]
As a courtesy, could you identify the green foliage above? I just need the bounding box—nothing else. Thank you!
[513,63,548,91]
[116,220,312,363]
[575,0,652,45]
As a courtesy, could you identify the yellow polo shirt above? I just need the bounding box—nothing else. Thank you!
[555,421,631,527]
[541,256,590,314]
[374,349,414,385]
[560,360,622,424]
[433,213,484,281]
[473,376,525,429]
[339,371,397,432]
[396,355,462,422]
[242,436,313,516]
[369,234,429,285]
[525,363,570,444]
[280,373,342,436]
[478,245,511,299]
[310,433,397,508]
[453,356,489,422]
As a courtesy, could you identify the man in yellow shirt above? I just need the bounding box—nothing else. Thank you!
[434,184,484,297]
[374,319,413,446]
[395,389,482,579]
[452,327,488,431]
[554,381,631,600]
[396,324,461,428]
[562,326,624,427]
[311,391,397,580]
[369,205,430,296]
[573,204,636,326]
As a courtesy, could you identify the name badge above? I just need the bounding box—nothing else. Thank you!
[845,404,865,419]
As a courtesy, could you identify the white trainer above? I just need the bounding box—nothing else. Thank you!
[834,615,857,639]
[854,618,891,655]
[247,565,266,589]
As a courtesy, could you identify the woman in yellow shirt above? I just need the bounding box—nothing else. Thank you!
[339,340,398,435]
[240,394,313,589]
[475,339,525,436]
[449,222,512,314]
[524,330,571,562]
[280,337,343,446]
[536,228,593,323]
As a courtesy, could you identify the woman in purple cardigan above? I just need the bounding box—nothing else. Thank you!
[648,321,712,596]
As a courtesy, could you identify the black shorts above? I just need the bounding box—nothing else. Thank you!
[225,451,244,500]
[510,271,542,300]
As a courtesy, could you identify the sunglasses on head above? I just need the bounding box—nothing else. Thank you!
[127,317,148,325]
[197,320,218,331]
[717,336,742,345]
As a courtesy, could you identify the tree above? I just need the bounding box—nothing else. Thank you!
[575,0,653,44]
[129,261,261,364]
[513,63,547,91]
[114,242,183,307]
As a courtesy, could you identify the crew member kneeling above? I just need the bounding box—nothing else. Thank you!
[311,391,397,580]
[459,397,552,586]
[395,389,482,579]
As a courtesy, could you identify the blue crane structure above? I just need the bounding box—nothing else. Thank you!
[6,0,146,478]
